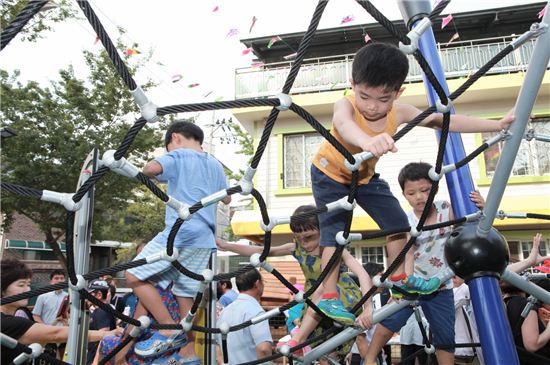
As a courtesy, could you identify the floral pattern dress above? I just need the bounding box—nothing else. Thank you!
[292,245,363,354]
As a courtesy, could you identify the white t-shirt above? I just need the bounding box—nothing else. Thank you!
[407,200,453,290]
[453,283,483,359]
[399,309,429,345]
[218,293,273,365]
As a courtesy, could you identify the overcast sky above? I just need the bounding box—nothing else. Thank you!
[0,0,540,170]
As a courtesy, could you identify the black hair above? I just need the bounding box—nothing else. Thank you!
[1,259,32,294]
[290,205,319,233]
[218,280,232,289]
[236,269,262,292]
[352,43,409,91]
[363,262,385,278]
[165,119,204,147]
[398,161,438,193]
[50,269,66,280]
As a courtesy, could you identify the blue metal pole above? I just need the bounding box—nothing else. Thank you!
[397,1,519,363]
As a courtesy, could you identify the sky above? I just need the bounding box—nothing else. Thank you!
[0,0,540,170]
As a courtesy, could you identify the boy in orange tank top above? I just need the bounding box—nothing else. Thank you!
[312,42,515,325]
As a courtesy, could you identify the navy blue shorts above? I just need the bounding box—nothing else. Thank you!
[381,289,455,352]
[311,164,409,247]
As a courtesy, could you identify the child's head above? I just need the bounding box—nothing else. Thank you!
[290,205,320,253]
[165,120,204,151]
[398,162,438,213]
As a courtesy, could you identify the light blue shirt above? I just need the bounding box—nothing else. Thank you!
[219,290,238,307]
[218,294,273,365]
[153,148,228,248]
[32,290,67,325]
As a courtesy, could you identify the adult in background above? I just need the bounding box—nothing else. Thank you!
[216,269,272,365]
[217,279,238,308]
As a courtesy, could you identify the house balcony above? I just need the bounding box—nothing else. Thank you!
[234,35,546,100]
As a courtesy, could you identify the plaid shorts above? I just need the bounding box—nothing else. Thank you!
[127,240,213,297]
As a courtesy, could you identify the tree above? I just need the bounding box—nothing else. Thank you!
[1,40,166,270]
[226,121,254,181]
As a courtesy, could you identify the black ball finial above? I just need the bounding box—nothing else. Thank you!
[445,222,509,281]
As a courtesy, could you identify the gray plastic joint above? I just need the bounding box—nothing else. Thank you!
[435,98,453,114]
[511,23,547,49]
[201,190,228,207]
[326,196,356,213]
[344,151,374,171]
[146,247,179,264]
[239,166,256,195]
[201,269,214,283]
[335,231,351,246]
[424,344,436,354]
[41,190,82,211]
[218,322,230,336]
[182,313,195,332]
[428,165,454,182]
[166,197,192,221]
[294,290,305,303]
[275,93,292,111]
[399,17,431,54]
[465,211,482,222]
[409,226,421,238]
[485,131,509,147]
[496,210,506,220]
[101,150,139,179]
[373,275,392,288]
[69,275,87,291]
[131,87,159,123]
[130,316,151,337]
[249,253,273,272]
[14,343,42,364]
[524,129,535,141]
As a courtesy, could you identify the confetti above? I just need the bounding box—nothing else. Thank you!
[538,5,547,19]
[124,48,140,56]
[226,29,240,37]
[441,14,453,29]
[94,36,100,45]
[249,16,258,33]
[251,62,265,68]
[188,83,199,88]
[446,32,460,46]
[203,90,213,98]
[341,15,354,24]
[171,74,183,83]
[364,33,371,44]
[242,48,253,56]
[212,6,219,12]
[267,36,280,49]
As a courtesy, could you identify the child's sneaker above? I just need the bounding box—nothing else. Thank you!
[317,298,355,326]
[134,331,187,358]
[394,275,441,296]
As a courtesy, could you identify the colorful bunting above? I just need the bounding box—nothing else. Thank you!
[441,14,453,29]
[251,62,265,68]
[283,52,297,60]
[341,15,354,24]
[446,32,460,46]
[364,33,371,44]
[226,29,239,37]
[538,5,547,19]
[125,48,140,56]
[203,90,213,98]
[267,36,280,49]
[241,48,253,56]
[94,36,100,45]
[249,16,258,33]
[171,74,183,83]
[188,83,199,88]
[215,96,224,102]
[343,89,350,96]
[212,6,219,12]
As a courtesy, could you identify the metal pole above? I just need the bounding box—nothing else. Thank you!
[66,148,97,363]
[502,269,550,304]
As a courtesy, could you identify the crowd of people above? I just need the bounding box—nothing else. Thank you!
[1,41,549,365]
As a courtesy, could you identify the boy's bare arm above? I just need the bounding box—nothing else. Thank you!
[142,160,163,177]
[397,104,515,132]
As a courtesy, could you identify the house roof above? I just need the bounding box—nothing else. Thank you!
[240,2,546,64]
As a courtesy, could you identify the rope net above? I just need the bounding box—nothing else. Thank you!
[1,0,548,364]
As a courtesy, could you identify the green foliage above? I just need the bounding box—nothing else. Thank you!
[0,39,166,249]
[227,122,254,181]
[1,0,78,44]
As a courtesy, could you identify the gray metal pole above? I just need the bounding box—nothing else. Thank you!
[66,149,97,363]
[210,251,219,365]
[477,6,550,237]
[502,269,550,304]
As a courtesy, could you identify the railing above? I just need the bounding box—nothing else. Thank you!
[234,35,547,99]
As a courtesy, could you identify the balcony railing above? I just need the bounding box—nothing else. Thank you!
[234,35,546,99]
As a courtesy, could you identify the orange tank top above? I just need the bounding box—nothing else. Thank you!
[312,94,398,185]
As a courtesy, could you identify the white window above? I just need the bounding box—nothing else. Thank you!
[482,118,550,177]
[283,132,324,188]
[521,240,547,259]
[361,246,385,264]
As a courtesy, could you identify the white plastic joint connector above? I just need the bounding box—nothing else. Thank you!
[202,269,214,283]
[130,316,151,337]
[435,98,453,114]
[69,275,87,291]
[344,151,374,171]
[201,190,228,207]
[428,165,454,182]
[166,197,192,221]
[131,87,159,123]
[424,344,436,354]
[101,150,139,179]
[275,93,292,111]
[41,190,82,212]
[326,196,356,213]
[465,211,482,222]
[250,253,262,268]
[409,226,421,238]
[218,322,230,336]
[239,166,256,195]
[335,231,350,246]
[278,344,291,356]
[294,290,304,303]
[181,313,194,332]
[260,216,290,232]
[373,275,391,288]
[399,17,432,54]
[146,247,179,264]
